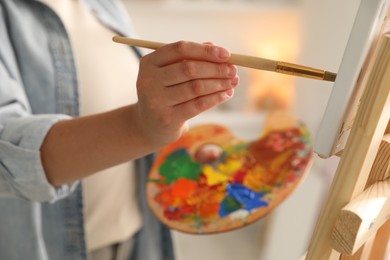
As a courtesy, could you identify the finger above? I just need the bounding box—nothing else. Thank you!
[147,41,231,66]
[163,76,239,106]
[156,61,237,87]
[173,88,235,122]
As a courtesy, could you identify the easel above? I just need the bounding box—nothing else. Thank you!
[305,30,390,260]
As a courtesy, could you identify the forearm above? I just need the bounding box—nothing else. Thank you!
[41,104,155,186]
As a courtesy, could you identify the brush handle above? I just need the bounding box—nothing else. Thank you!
[113,36,165,50]
[112,36,336,81]
[112,36,278,71]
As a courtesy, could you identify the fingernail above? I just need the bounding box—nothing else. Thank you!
[230,76,239,86]
[225,88,234,98]
[224,88,234,99]
[219,48,230,59]
[228,65,237,76]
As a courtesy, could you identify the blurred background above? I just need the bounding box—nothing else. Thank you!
[123,0,361,259]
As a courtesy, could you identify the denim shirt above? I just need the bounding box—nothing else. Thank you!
[0,0,174,259]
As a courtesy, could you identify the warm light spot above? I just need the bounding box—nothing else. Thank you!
[249,72,295,111]
[246,13,302,112]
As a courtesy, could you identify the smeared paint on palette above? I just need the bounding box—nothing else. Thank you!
[147,110,313,234]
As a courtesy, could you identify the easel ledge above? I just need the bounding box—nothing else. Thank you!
[332,133,390,255]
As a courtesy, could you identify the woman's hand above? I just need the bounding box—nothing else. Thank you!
[134,41,239,146]
[41,41,238,186]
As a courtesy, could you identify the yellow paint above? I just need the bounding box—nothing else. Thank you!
[217,158,243,176]
[203,165,230,186]
[269,150,294,173]
[243,165,269,191]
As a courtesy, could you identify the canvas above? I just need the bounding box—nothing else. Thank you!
[314,0,390,158]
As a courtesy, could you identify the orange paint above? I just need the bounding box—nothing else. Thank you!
[198,202,220,219]
[154,189,174,207]
[171,178,197,199]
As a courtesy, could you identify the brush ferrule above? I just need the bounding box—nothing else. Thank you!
[276,62,336,81]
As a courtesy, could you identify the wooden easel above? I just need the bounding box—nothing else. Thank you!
[305,31,390,260]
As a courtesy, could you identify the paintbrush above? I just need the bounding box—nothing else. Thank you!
[112,36,337,82]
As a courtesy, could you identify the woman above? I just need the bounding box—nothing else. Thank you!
[0,0,239,259]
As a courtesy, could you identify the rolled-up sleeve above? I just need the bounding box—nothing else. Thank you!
[0,58,79,203]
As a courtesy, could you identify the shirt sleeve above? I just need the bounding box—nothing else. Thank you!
[0,56,79,203]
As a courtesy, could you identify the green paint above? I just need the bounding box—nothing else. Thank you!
[219,195,242,216]
[148,178,162,183]
[159,148,202,184]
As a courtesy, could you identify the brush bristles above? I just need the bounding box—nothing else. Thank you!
[324,71,337,82]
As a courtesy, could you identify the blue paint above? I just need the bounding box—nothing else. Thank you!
[219,183,268,217]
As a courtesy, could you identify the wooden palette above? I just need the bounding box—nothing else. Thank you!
[147,111,313,234]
